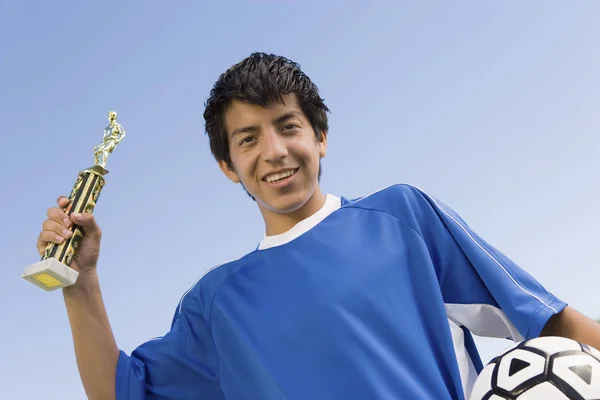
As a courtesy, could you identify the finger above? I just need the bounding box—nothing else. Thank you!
[57,196,74,214]
[42,219,73,239]
[70,212,101,238]
[57,196,71,208]
[47,207,72,228]
[37,230,68,254]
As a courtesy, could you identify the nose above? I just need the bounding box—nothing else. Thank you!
[261,129,288,164]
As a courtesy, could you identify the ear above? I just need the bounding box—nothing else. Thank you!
[318,131,328,158]
[218,160,241,184]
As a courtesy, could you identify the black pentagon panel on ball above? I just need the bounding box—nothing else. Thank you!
[509,358,532,377]
[493,347,548,395]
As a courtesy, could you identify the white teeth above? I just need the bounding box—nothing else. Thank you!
[265,170,295,183]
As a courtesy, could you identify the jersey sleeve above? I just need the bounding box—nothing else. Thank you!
[115,294,223,400]
[397,185,567,341]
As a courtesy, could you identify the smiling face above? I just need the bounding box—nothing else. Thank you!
[219,94,327,229]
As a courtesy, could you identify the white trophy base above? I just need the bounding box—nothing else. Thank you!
[22,258,79,292]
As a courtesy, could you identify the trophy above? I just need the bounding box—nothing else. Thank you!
[22,111,126,291]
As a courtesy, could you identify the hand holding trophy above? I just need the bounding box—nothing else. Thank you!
[23,112,126,291]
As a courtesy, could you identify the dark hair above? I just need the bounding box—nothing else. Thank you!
[203,52,330,170]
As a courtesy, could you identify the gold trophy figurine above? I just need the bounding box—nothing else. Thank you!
[22,112,126,291]
[94,111,126,168]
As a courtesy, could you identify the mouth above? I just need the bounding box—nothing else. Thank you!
[262,168,299,185]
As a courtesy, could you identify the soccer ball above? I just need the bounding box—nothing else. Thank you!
[469,336,600,400]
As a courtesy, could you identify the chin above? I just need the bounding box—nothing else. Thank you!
[259,190,312,214]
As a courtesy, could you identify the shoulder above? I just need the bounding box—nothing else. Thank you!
[343,183,435,215]
[174,255,252,322]
[338,183,449,238]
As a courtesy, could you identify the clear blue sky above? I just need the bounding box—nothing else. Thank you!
[1,1,599,398]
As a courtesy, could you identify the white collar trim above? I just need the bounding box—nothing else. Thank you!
[258,194,341,250]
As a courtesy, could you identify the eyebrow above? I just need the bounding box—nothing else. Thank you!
[229,110,303,139]
[273,110,303,126]
[230,125,259,139]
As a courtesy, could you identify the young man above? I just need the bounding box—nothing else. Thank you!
[37,53,600,400]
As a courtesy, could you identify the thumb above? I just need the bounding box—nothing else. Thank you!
[71,212,101,237]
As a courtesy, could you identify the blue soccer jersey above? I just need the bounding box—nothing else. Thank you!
[115,184,567,399]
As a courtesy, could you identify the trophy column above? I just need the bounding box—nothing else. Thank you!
[23,167,107,291]
[22,112,125,292]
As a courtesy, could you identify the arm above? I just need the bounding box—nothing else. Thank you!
[63,271,119,400]
[541,306,600,350]
[40,198,221,399]
[38,200,119,400]
[116,128,125,143]
[393,185,567,340]
[60,235,221,400]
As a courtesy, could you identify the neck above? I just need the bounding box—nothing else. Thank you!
[261,187,327,236]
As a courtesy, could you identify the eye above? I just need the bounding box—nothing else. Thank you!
[283,124,299,132]
[238,136,255,146]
